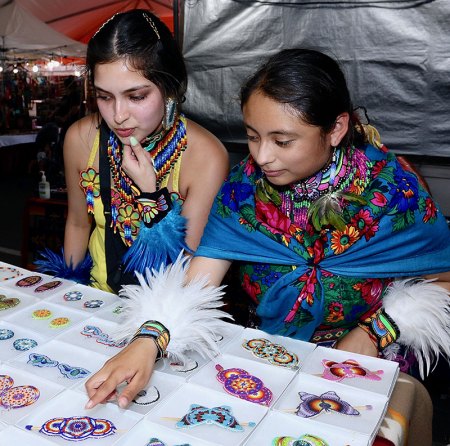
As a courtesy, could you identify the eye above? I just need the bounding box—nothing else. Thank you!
[246,134,259,143]
[275,140,293,147]
[96,94,111,102]
[130,94,147,102]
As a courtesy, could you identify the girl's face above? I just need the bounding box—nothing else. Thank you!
[94,59,165,144]
[243,91,347,186]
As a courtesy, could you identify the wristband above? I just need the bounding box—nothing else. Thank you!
[136,188,172,227]
[129,320,170,359]
[358,307,400,351]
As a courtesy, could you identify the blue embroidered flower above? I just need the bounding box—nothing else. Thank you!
[221,182,253,212]
[390,168,419,212]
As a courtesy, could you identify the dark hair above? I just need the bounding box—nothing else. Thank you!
[86,10,187,108]
[240,48,363,147]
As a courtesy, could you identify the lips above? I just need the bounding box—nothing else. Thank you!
[115,128,134,138]
[263,170,284,178]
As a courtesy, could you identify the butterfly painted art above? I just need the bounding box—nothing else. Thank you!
[176,404,251,432]
[26,416,117,441]
[242,338,299,368]
[0,374,40,409]
[272,434,329,446]
[215,364,273,406]
[295,391,364,418]
[321,359,383,382]
[27,353,90,379]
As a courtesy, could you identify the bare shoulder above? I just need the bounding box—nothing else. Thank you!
[184,117,229,170]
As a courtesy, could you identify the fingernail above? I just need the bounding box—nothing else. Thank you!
[129,136,138,146]
[85,399,93,409]
[118,396,128,408]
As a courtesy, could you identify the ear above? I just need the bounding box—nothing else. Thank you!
[329,113,350,147]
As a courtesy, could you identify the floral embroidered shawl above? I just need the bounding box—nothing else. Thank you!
[195,143,450,340]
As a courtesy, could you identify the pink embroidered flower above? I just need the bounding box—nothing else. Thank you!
[351,209,379,241]
[111,190,121,208]
[370,191,388,207]
[423,197,437,223]
[242,273,261,302]
[330,226,360,255]
[256,199,293,235]
[372,160,387,178]
[353,278,384,306]
[326,301,344,323]
[244,157,256,176]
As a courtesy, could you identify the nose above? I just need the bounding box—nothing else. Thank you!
[113,100,129,125]
[253,139,274,167]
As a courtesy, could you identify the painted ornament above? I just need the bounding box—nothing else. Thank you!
[147,439,191,446]
[83,299,104,309]
[57,363,91,380]
[176,404,250,432]
[64,291,83,301]
[215,364,273,406]
[0,266,22,281]
[272,434,329,446]
[0,328,14,340]
[16,275,42,287]
[13,338,38,351]
[35,280,63,293]
[49,317,71,329]
[0,295,20,311]
[81,325,127,348]
[321,359,383,382]
[0,375,40,409]
[32,309,52,320]
[242,338,299,368]
[26,416,117,441]
[296,391,365,418]
[28,353,59,368]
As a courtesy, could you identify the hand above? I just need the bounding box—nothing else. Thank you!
[84,338,158,409]
[121,136,157,192]
[335,326,378,357]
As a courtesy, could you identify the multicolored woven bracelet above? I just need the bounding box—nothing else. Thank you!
[136,188,172,227]
[130,320,170,359]
[358,307,400,351]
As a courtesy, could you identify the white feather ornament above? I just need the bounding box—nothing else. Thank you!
[112,255,233,362]
[383,278,450,378]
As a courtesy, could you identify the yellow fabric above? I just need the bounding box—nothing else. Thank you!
[84,129,184,292]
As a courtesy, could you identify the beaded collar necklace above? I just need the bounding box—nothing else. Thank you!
[107,114,187,245]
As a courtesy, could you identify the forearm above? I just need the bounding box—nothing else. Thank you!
[64,219,91,266]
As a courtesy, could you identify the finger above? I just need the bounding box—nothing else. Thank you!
[85,373,125,409]
[129,136,148,163]
[116,373,149,409]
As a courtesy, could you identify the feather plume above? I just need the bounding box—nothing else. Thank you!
[113,255,233,362]
[383,279,450,378]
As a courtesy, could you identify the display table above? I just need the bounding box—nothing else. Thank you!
[0,133,37,148]
[0,263,428,445]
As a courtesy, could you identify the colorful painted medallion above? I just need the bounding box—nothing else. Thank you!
[0,384,40,409]
[176,404,249,432]
[35,280,63,293]
[49,317,70,329]
[64,291,83,301]
[26,416,117,441]
[0,328,14,340]
[0,295,20,311]
[13,338,38,351]
[16,275,42,287]
[242,338,299,368]
[272,434,329,446]
[321,359,383,382]
[215,364,273,406]
[0,266,22,281]
[147,439,191,446]
[0,375,14,393]
[296,391,362,418]
[132,386,160,405]
[57,363,91,380]
[28,353,59,368]
[32,309,52,320]
[169,359,198,373]
[83,299,104,309]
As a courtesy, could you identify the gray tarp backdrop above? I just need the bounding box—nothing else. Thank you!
[181,0,450,157]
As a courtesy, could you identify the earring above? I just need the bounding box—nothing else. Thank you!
[163,97,177,130]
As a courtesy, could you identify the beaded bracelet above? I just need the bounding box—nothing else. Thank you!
[357,307,400,352]
[129,320,170,359]
[136,188,172,227]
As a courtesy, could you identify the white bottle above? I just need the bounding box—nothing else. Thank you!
[39,171,50,199]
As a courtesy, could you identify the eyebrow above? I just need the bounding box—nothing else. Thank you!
[245,123,298,137]
[94,84,152,94]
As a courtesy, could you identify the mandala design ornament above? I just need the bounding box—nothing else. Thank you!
[35,280,63,293]
[32,309,52,320]
[49,317,71,329]
[132,386,160,405]
[26,416,117,441]
[242,338,299,368]
[16,275,42,287]
[272,434,329,446]
[215,364,273,406]
[321,359,384,382]
[176,404,251,432]
[64,291,83,301]
[0,328,14,340]
[0,295,20,311]
[83,299,104,309]
[0,375,40,409]
[13,338,38,351]
[295,391,365,418]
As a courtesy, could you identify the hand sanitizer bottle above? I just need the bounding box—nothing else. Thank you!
[39,171,50,199]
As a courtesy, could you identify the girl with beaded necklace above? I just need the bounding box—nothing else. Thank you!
[37,10,228,293]
[85,49,450,430]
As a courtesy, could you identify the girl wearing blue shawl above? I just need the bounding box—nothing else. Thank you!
[85,49,450,413]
